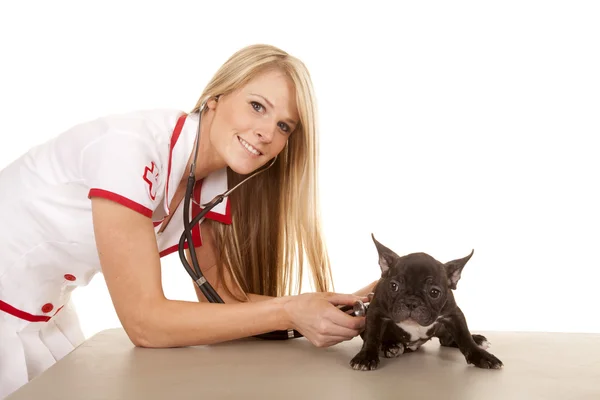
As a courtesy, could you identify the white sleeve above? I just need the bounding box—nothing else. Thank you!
[80,131,163,218]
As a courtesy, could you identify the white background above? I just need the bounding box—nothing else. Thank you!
[1,1,598,339]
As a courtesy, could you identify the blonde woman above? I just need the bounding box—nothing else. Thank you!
[0,44,376,398]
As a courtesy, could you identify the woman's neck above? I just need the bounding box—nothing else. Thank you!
[188,109,227,182]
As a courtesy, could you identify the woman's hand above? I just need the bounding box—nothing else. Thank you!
[283,292,368,348]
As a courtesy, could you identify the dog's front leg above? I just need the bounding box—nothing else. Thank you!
[350,309,384,371]
[435,323,490,350]
[441,307,503,369]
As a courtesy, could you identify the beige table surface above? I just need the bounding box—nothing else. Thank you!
[7,328,600,400]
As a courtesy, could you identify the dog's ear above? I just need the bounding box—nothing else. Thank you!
[371,233,400,274]
[444,249,474,289]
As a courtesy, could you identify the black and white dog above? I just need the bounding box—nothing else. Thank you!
[350,234,503,371]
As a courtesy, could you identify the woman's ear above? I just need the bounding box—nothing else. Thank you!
[206,96,220,110]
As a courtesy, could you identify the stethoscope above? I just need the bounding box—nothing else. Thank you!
[177,102,369,340]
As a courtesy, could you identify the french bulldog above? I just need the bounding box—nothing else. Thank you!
[350,234,503,371]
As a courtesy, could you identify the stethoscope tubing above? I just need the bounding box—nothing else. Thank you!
[176,107,368,340]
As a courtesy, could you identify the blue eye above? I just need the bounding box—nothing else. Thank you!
[278,122,290,133]
[251,101,264,112]
[251,100,292,134]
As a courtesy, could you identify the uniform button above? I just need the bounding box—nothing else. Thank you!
[42,303,54,313]
[64,274,76,281]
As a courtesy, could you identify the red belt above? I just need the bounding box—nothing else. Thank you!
[0,300,63,322]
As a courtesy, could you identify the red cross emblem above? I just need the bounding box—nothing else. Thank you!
[143,161,159,200]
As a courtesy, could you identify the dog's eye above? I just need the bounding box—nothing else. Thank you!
[429,289,440,298]
[390,281,399,292]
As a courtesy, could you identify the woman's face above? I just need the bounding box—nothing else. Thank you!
[206,68,299,175]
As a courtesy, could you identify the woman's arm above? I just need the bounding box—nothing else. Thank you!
[92,197,292,348]
[91,198,363,348]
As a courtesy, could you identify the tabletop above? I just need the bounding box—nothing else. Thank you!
[7,328,600,400]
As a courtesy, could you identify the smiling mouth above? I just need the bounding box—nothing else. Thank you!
[238,136,263,157]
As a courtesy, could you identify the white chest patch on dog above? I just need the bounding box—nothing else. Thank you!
[396,321,437,342]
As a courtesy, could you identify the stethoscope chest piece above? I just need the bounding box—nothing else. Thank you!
[351,292,373,317]
[353,300,368,317]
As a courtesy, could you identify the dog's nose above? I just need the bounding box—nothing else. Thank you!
[405,298,419,310]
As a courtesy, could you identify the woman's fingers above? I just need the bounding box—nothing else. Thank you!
[322,336,355,347]
[329,310,365,331]
[324,322,363,339]
[325,305,366,332]
[285,292,369,348]
[324,293,366,307]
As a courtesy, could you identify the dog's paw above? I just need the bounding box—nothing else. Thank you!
[465,348,503,369]
[350,351,380,371]
[440,333,489,349]
[472,334,490,350]
[381,342,404,358]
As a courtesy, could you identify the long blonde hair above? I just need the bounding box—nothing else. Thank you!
[190,44,333,299]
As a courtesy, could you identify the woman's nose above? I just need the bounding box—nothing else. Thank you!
[255,124,275,143]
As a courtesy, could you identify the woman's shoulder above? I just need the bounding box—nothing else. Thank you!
[56,108,187,150]
[93,108,187,137]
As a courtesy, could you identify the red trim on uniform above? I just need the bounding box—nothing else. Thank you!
[165,113,187,213]
[158,225,202,258]
[154,112,232,259]
[193,179,232,225]
[142,161,158,201]
[159,245,179,258]
[0,300,65,323]
[0,300,51,322]
[88,188,153,218]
